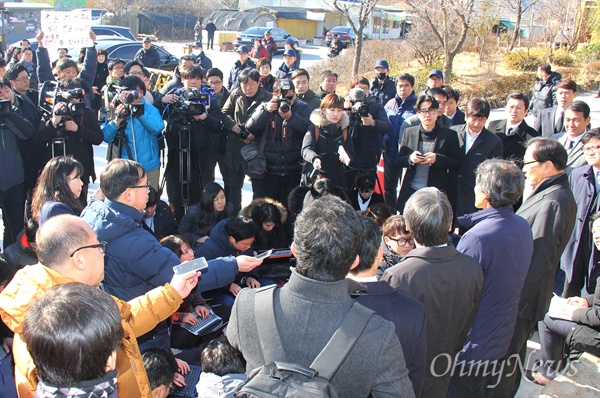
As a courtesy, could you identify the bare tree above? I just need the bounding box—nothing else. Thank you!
[537,0,590,52]
[470,0,502,65]
[94,0,150,14]
[503,0,540,50]
[328,0,380,76]
[404,21,444,67]
[403,0,475,83]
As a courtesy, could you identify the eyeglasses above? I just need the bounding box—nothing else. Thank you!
[15,76,30,82]
[522,160,540,167]
[113,65,124,70]
[129,182,152,190]
[418,109,437,116]
[583,145,600,153]
[207,80,222,85]
[387,236,415,246]
[70,241,108,257]
[128,71,143,76]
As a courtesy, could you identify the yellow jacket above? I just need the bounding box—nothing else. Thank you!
[0,264,183,398]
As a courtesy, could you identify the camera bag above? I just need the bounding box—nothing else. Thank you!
[240,131,268,180]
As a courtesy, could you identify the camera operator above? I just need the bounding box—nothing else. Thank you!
[221,68,272,213]
[246,79,311,205]
[38,79,103,204]
[164,65,223,220]
[100,58,126,121]
[343,76,391,194]
[102,76,165,189]
[0,78,35,248]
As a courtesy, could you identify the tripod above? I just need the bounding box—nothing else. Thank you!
[175,119,204,215]
[107,120,133,162]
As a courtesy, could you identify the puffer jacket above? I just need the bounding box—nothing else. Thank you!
[221,86,272,171]
[349,100,391,170]
[296,89,321,110]
[302,110,353,188]
[245,98,311,176]
[529,71,562,117]
[81,199,240,302]
[240,197,290,250]
[0,264,183,398]
[227,59,257,92]
[102,99,164,173]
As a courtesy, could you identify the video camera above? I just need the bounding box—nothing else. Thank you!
[112,88,144,118]
[346,87,374,118]
[276,80,292,113]
[40,82,86,120]
[172,88,210,117]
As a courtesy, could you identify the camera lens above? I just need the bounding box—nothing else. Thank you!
[279,102,290,113]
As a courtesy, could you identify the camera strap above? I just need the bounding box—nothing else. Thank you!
[314,126,347,144]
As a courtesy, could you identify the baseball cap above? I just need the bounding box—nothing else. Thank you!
[428,69,444,80]
[142,37,151,43]
[375,59,389,69]
[283,49,296,57]
[236,45,250,53]
[193,41,203,48]
[285,37,295,45]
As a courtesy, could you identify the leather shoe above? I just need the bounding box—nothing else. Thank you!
[525,370,552,386]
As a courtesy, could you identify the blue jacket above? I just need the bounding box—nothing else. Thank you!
[227,59,256,92]
[383,92,417,162]
[81,199,240,301]
[195,218,253,260]
[134,46,161,69]
[456,206,533,362]
[102,99,164,172]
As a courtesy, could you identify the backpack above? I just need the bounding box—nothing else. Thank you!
[234,285,375,397]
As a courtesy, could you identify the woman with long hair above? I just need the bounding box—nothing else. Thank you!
[240,198,289,251]
[32,156,84,225]
[178,182,232,249]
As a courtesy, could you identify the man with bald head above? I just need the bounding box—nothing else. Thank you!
[0,215,200,398]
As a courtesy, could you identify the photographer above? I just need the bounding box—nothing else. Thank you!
[100,58,126,120]
[246,79,311,205]
[101,76,164,189]
[164,65,223,220]
[38,79,103,204]
[0,78,35,248]
[221,68,271,213]
[343,76,391,194]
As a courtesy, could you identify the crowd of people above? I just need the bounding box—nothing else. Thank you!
[0,26,597,398]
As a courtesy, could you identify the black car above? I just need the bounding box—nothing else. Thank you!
[69,40,179,71]
[325,26,364,47]
[234,27,297,53]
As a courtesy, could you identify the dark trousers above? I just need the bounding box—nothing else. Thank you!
[221,165,245,214]
[0,184,25,250]
[263,173,301,207]
[448,370,493,398]
[207,34,215,49]
[563,257,600,297]
[384,158,401,208]
[538,315,576,379]
[486,317,536,398]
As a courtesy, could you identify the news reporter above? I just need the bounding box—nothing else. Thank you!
[101,76,164,189]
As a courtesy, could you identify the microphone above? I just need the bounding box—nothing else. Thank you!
[348,87,366,102]
[119,90,138,105]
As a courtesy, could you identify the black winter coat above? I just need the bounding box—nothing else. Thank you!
[246,99,311,176]
[349,100,390,170]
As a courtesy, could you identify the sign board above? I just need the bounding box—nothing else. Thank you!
[41,10,92,53]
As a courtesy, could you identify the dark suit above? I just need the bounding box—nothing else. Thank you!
[453,125,503,217]
[487,119,539,164]
[396,125,462,213]
[348,279,427,398]
[561,165,600,296]
[449,108,466,126]
[491,173,576,397]
[382,246,483,398]
[551,131,587,174]
[535,106,565,137]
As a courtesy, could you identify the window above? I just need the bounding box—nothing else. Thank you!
[109,45,139,61]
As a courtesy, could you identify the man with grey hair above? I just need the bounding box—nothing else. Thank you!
[228,195,415,397]
[382,187,483,398]
[490,137,576,396]
[448,160,534,396]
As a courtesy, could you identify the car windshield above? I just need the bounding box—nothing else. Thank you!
[244,28,266,35]
[332,27,350,33]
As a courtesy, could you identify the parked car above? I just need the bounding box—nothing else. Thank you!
[234,27,297,53]
[325,26,365,46]
[68,40,178,71]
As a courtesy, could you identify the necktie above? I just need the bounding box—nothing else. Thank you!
[506,127,514,136]
[567,139,575,150]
